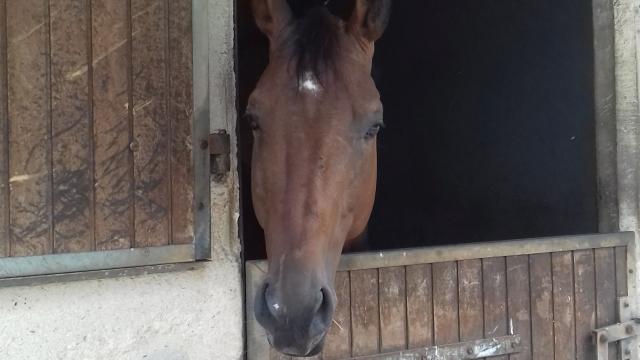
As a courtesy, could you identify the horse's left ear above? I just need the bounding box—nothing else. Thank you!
[347,0,392,43]
[252,0,293,40]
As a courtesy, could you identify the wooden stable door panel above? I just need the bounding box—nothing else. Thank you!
[246,234,634,360]
[0,0,194,258]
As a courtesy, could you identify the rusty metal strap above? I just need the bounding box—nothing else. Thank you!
[348,335,521,360]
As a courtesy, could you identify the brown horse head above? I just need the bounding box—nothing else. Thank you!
[249,0,391,356]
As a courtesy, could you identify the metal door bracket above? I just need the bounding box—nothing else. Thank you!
[347,335,521,360]
[593,297,638,360]
[208,131,230,180]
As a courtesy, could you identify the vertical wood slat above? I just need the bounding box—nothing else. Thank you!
[406,264,433,348]
[529,253,554,360]
[131,0,170,247]
[350,269,380,357]
[615,246,628,297]
[551,252,576,360]
[574,249,597,360]
[323,271,351,360]
[433,261,459,345]
[50,0,93,253]
[7,0,53,257]
[483,257,508,360]
[506,255,532,360]
[595,247,617,360]
[0,0,8,258]
[168,0,193,245]
[92,0,133,250]
[458,259,483,341]
[379,266,407,352]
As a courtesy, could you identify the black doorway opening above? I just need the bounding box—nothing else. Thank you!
[238,0,598,260]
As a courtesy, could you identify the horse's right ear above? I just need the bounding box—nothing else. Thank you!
[252,0,293,39]
[348,0,392,43]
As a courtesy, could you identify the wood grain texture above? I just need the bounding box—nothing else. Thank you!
[595,247,617,360]
[379,266,406,352]
[551,252,575,360]
[323,271,351,360]
[406,264,433,348]
[0,0,8,258]
[131,0,170,247]
[168,0,193,245]
[574,249,596,360]
[529,253,554,360]
[483,257,508,360]
[615,246,628,297]
[506,255,531,360]
[92,0,133,250]
[50,0,93,253]
[432,261,459,345]
[350,269,380,356]
[7,0,53,256]
[458,259,483,341]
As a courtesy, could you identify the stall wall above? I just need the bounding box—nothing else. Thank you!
[0,1,243,359]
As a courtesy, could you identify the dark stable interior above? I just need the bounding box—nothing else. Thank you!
[238,0,598,260]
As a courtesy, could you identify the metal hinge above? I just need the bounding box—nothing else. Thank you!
[208,131,230,180]
[593,297,639,360]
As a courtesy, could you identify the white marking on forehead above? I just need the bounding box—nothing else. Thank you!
[299,71,322,95]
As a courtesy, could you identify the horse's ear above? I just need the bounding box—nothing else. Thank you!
[252,0,293,39]
[347,0,392,43]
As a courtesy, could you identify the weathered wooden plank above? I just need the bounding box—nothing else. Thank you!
[573,249,596,360]
[483,257,508,360]
[406,264,433,348]
[458,259,483,341]
[0,0,8,258]
[615,246,628,297]
[551,251,575,360]
[131,0,170,247]
[351,268,380,356]
[168,0,193,245]
[595,247,617,360]
[49,0,93,253]
[506,255,531,360]
[7,0,53,256]
[92,0,133,250]
[529,253,554,359]
[379,266,406,352]
[323,271,351,359]
[433,261,459,345]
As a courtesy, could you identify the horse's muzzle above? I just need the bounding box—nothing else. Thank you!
[254,281,336,357]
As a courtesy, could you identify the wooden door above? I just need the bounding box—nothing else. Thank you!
[246,232,635,359]
[0,0,197,260]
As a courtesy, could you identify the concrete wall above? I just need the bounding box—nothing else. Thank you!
[0,1,244,359]
[613,0,640,310]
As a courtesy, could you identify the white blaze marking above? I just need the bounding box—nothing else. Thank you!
[299,71,322,94]
[273,303,280,310]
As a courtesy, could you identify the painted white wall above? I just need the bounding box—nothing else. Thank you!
[0,1,244,359]
[0,262,244,360]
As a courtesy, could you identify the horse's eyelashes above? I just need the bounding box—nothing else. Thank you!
[244,113,261,131]
[364,123,383,140]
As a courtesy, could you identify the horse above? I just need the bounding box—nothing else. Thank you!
[248,0,391,356]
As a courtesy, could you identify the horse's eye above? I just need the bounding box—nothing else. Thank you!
[364,123,383,140]
[245,113,260,132]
